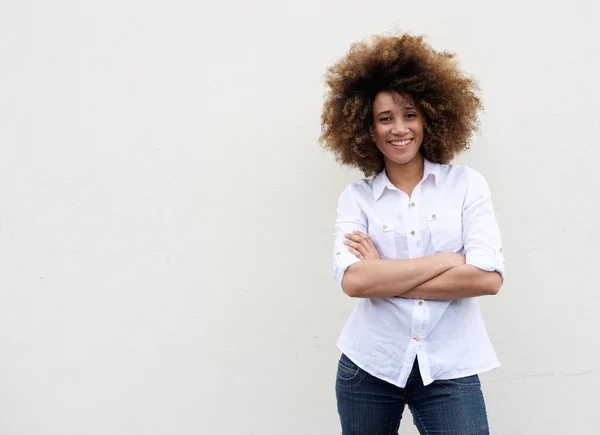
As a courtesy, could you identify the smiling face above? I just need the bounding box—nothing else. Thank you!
[372,91,424,169]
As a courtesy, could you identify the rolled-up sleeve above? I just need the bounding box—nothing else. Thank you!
[333,185,367,290]
[462,168,505,280]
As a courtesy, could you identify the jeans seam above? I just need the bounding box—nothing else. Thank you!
[337,366,360,382]
[410,405,429,435]
[336,369,369,389]
[440,379,480,386]
[338,362,358,376]
[437,383,482,395]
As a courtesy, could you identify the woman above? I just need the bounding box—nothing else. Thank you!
[320,34,505,434]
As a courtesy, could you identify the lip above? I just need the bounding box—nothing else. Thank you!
[388,138,413,148]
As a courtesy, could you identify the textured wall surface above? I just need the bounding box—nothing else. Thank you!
[1,1,598,434]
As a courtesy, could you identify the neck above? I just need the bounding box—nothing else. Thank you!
[384,154,425,196]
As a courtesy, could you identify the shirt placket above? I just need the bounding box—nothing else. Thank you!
[406,188,421,259]
[398,184,431,385]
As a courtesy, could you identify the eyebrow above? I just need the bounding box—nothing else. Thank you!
[376,106,416,117]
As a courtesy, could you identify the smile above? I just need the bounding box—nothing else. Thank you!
[389,139,412,147]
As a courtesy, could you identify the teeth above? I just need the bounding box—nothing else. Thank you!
[390,140,411,146]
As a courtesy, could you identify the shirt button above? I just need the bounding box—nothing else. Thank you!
[410,202,416,207]
[413,337,421,342]
[418,301,423,306]
[431,214,437,219]
[383,224,388,230]
[499,248,503,252]
[410,230,415,236]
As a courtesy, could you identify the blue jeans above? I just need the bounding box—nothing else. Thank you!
[336,354,490,435]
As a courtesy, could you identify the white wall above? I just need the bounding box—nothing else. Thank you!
[1,1,598,434]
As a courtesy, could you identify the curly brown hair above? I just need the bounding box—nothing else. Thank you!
[319,33,483,177]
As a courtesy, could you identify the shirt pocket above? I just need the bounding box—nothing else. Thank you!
[367,218,396,259]
[427,209,463,252]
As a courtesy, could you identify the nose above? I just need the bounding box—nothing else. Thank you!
[391,119,409,136]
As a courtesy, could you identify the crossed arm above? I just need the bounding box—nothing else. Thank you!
[341,231,502,300]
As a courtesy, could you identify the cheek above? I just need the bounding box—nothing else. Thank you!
[374,125,387,143]
[416,120,425,137]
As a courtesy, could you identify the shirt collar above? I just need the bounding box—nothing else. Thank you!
[372,170,395,201]
[372,159,440,201]
[423,158,440,187]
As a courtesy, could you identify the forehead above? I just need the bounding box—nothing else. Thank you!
[373,91,415,109]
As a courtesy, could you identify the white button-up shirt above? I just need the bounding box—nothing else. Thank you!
[333,159,505,387]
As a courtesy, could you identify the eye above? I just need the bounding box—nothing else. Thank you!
[405,113,417,119]
[379,116,392,122]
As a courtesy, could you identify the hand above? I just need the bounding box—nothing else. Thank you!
[437,252,466,268]
[344,231,381,260]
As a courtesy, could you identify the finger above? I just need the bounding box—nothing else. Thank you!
[345,234,370,252]
[365,235,378,251]
[352,230,374,245]
[352,233,373,251]
[347,232,371,247]
[350,232,381,260]
[357,234,377,256]
[352,231,378,252]
[344,240,368,257]
[347,247,364,260]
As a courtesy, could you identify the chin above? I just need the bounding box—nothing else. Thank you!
[388,151,420,166]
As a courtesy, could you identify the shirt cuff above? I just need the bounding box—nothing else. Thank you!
[334,251,361,288]
[466,250,505,281]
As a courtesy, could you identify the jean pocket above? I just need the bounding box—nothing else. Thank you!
[435,374,482,393]
[336,354,368,388]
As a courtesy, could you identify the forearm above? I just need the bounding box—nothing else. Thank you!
[401,265,502,300]
[341,254,458,298]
